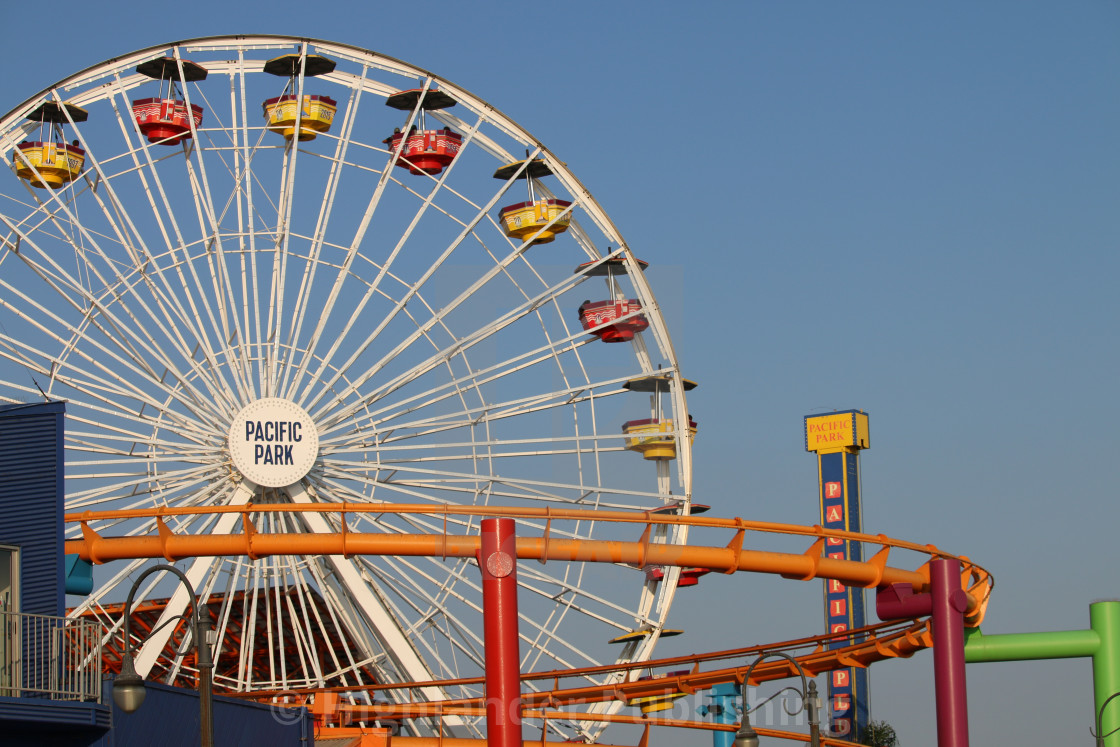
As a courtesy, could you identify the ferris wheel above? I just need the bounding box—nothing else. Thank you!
[0,36,697,740]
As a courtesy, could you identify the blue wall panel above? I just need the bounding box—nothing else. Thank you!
[0,401,66,618]
[99,680,315,747]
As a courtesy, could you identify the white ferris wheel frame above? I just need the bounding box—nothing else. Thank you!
[0,35,696,741]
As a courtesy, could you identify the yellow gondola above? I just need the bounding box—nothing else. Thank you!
[494,158,573,245]
[498,199,572,244]
[13,101,87,189]
[621,418,698,461]
[627,671,691,714]
[14,142,85,189]
[261,54,337,141]
[263,95,337,141]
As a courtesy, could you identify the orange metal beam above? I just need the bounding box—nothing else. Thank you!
[70,527,929,589]
[64,502,963,559]
[66,506,991,609]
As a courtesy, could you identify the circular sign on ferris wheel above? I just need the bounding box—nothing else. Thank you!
[227,398,319,487]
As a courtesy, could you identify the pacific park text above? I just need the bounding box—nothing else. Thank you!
[244,420,304,465]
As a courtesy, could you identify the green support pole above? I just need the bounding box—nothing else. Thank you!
[962,600,1120,747]
[1091,601,1120,747]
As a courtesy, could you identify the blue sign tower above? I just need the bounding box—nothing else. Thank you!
[804,410,871,740]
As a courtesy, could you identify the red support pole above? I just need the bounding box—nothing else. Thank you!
[480,518,523,747]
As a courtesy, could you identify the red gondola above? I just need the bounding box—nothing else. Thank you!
[577,298,649,342]
[131,58,207,145]
[384,89,462,175]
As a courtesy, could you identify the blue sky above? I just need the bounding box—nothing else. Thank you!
[2,1,1117,744]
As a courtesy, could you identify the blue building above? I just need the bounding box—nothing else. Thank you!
[0,401,109,745]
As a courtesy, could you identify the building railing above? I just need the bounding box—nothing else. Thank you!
[0,609,102,702]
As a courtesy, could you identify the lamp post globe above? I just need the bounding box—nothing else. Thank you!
[733,717,761,747]
[112,659,147,713]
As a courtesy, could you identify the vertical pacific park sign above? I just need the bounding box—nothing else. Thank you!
[228,398,320,487]
[804,410,871,740]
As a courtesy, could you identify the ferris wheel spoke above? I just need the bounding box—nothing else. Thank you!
[67,556,152,619]
[302,147,544,418]
[358,561,484,682]
[1,213,237,418]
[287,93,436,407]
[93,91,243,406]
[328,422,622,465]
[178,144,250,405]
[58,379,218,448]
[312,255,595,433]
[185,63,282,383]
[281,559,330,687]
[0,270,230,427]
[376,552,616,677]
[350,442,619,468]
[302,556,395,681]
[358,555,487,673]
[516,564,650,634]
[318,325,605,442]
[349,366,626,449]
[94,84,225,346]
[63,393,219,454]
[216,67,259,404]
[348,508,478,543]
[230,49,269,398]
[293,100,490,395]
[324,459,665,507]
[260,42,336,397]
[277,69,377,402]
[69,171,235,397]
[263,557,300,688]
[381,549,634,674]
[64,462,227,514]
[281,561,362,688]
[282,482,459,701]
[118,72,264,409]
[202,559,242,687]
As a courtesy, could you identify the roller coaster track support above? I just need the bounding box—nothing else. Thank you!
[878,558,971,747]
[700,683,740,747]
[480,518,523,747]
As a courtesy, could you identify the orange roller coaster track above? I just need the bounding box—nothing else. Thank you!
[66,504,992,744]
[244,619,932,730]
[238,620,931,746]
[66,503,992,621]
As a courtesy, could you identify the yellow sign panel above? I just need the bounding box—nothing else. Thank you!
[804,411,870,453]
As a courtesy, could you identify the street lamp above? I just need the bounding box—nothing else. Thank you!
[1093,692,1120,747]
[112,564,214,747]
[733,652,821,747]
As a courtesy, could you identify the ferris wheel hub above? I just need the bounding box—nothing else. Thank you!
[227,398,319,487]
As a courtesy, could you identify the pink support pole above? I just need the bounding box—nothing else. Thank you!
[931,557,970,747]
[480,518,523,747]
[877,561,971,746]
